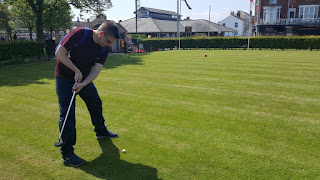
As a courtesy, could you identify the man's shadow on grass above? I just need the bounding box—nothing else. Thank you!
[78,139,159,180]
[103,53,145,70]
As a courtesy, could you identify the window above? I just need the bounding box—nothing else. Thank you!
[289,8,296,18]
[235,22,238,28]
[223,23,226,26]
[299,5,319,20]
[269,0,276,4]
[263,7,281,23]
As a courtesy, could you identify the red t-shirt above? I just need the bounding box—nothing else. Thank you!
[55,27,109,80]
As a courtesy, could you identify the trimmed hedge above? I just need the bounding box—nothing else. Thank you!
[0,41,44,62]
[142,36,320,50]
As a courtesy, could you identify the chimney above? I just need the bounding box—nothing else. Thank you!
[231,11,235,16]
[77,17,80,23]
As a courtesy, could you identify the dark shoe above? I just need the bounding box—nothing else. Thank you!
[95,130,118,139]
[62,153,85,166]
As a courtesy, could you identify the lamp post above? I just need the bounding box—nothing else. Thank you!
[208,5,211,37]
[177,0,180,50]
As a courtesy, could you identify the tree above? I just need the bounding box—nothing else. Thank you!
[10,0,36,41]
[0,0,13,41]
[68,0,112,17]
[26,0,45,41]
[26,0,113,41]
[43,0,72,40]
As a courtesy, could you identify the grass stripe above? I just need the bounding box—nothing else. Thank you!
[0,50,320,179]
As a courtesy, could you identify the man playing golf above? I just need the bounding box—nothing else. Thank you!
[55,21,119,166]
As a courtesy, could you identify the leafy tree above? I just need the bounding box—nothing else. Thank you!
[43,0,72,39]
[26,0,113,41]
[10,0,36,41]
[26,0,45,41]
[0,0,13,41]
[68,0,112,18]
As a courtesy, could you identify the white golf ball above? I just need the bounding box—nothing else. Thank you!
[122,149,126,153]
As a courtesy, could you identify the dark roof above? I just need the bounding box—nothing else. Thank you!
[230,15,246,21]
[136,7,179,16]
[152,18,185,32]
[120,17,184,33]
[182,19,237,32]
[120,17,236,33]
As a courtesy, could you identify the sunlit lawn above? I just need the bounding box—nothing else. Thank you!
[0,50,319,179]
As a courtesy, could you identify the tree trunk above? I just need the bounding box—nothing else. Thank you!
[29,27,33,41]
[27,0,44,41]
[5,15,13,42]
[7,24,13,42]
[49,27,53,40]
[36,10,43,41]
[7,28,12,42]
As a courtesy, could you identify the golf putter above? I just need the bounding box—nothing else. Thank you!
[54,90,76,147]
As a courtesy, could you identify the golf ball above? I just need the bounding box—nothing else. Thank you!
[122,149,126,153]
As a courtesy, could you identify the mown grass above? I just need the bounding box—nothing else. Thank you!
[0,50,319,179]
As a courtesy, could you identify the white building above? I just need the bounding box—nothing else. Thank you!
[219,11,250,37]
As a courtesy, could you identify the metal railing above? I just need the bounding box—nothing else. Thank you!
[260,18,320,25]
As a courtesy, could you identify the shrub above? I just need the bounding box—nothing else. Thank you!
[0,41,44,62]
[142,36,320,50]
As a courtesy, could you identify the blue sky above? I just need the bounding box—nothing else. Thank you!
[72,0,252,23]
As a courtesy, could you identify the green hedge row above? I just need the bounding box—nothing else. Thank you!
[0,41,44,62]
[142,36,320,50]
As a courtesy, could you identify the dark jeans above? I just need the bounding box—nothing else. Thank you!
[56,77,107,156]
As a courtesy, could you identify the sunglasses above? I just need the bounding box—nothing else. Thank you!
[105,34,114,44]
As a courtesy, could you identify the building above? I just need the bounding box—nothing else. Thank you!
[120,17,184,38]
[120,7,236,38]
[73,15,107,29]
[137,7,179,21]
[255,0,320,36]
[219,11,250,36]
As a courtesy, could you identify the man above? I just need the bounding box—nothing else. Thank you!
[55,21,119,166]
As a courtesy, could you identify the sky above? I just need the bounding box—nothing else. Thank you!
[71,0,253,23]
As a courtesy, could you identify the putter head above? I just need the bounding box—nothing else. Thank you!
[54,141,63,147]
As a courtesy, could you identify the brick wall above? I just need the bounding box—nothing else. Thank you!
[257,0,320,19]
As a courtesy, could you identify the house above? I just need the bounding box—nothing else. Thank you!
[254,0,320,36]
[137,7,179,21]
[181,19,237,37]
[120,7,236,37]
[120,17,185,38]
[73,15,107,29]
[219,11,250,36]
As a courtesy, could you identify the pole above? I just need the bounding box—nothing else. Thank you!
[177,0,180,50]
[208,5,211,37]
[177,0,178,50]
[256,0,259,35]
[179,0,181,50]
[135,0,138,33]
[287,0,290,22]
[248,4,251,50]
